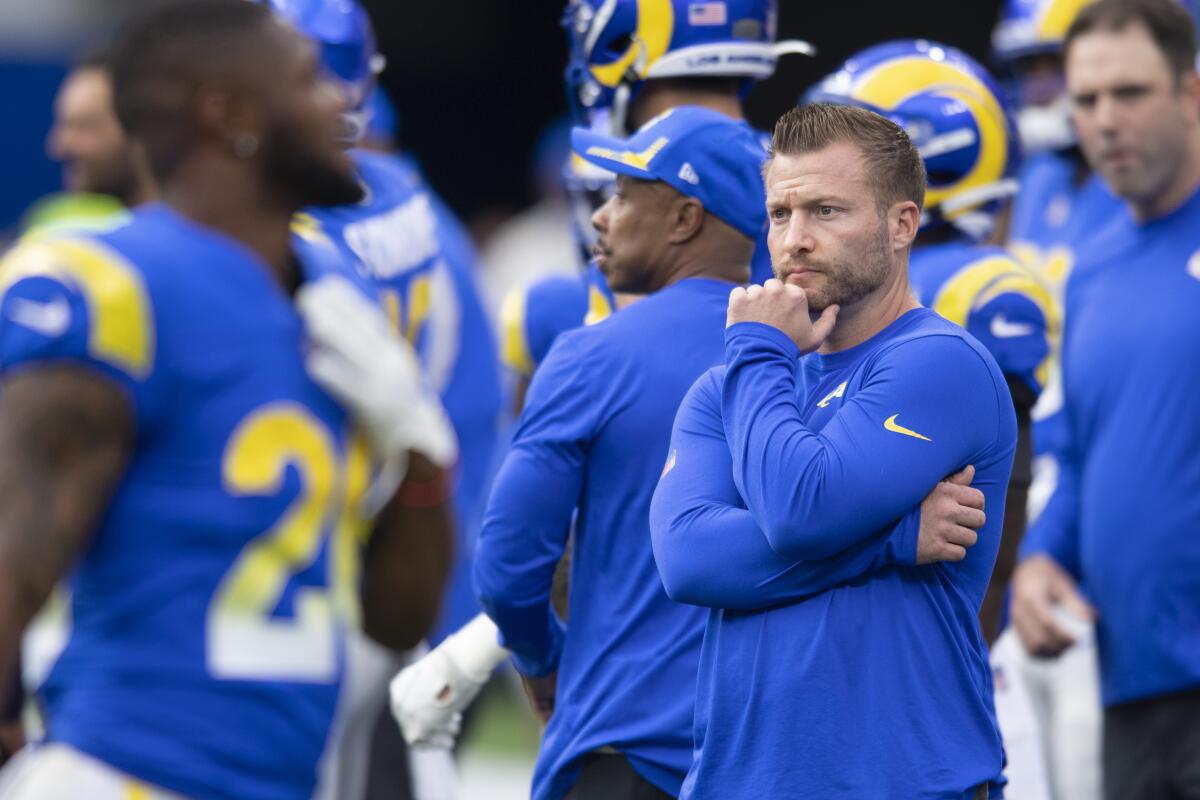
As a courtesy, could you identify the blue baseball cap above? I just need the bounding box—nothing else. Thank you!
[571,105,767,239]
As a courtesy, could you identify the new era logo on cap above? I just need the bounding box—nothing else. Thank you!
[678,163,700,185]
[689,2,727,25]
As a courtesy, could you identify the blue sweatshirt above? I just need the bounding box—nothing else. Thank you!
[652,309,1015,799]
[1021,186,1200,706]
[473,277,735,800]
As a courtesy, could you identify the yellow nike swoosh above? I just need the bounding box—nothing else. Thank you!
[884,414,932,442]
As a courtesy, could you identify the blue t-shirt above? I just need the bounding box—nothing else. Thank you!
[653,309,1015,799]
[1022,186,1200,706]
[0,205,380,800]
[473,278,735,800]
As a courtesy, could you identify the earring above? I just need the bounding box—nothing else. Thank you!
[233,133,259,159]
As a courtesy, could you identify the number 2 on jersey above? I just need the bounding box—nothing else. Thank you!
[206,402,370,683]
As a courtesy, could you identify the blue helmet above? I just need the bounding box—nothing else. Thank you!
[563,0,813,132]
[259,0,384,140]
[992,0,1094,64]
[805,40,1020,242]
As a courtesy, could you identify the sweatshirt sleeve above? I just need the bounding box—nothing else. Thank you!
[472,333,599,677]
[650,368,922,610]
[722,322,1006,561]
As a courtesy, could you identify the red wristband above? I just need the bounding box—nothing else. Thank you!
[394,469,452,508]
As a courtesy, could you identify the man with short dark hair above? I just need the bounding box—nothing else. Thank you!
[0,1,454,796]
[651,102,1016,798]
[1011,1,1200,796]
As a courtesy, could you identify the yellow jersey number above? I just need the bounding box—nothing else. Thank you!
[206,402,371,683]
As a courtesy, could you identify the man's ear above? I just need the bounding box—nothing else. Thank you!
[890,200,921,252]
[192,86,263,156]
[667,196,705,245]
[1181,70,1200,128]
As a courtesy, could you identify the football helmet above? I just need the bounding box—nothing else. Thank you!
[805,39,1020,242]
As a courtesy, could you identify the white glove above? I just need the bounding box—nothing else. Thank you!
[296,276,458,470]
[389,614,509,749]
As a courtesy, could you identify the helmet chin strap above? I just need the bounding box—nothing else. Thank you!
[611,37,650,137]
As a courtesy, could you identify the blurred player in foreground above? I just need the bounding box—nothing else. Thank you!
[1012,1,1200,797]
[651,103,1015,798]
[0,1,455,797]
[259,3,498,797]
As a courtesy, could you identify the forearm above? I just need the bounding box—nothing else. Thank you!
[362,460,455,651]
[723,325,993,561]
[473,448,576,678]
[653,501,915,609]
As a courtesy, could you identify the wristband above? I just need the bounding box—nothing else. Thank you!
[395,469,453,508]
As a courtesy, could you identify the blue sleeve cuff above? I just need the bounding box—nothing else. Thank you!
[505,610,566,679]
[886,508,921,566]
[724,321,801,359]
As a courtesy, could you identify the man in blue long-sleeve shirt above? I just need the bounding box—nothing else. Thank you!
[651,103,1017,799]
[471,106,768,800]
[1010,3,1200,797]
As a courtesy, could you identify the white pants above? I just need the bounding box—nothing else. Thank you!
[0,743,185,800]
[992,627,1103,800]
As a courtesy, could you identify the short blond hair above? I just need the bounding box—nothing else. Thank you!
[767,103,926,213]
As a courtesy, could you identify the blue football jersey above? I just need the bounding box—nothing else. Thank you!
[0,205,380,800]
[301,149,440,351]
[499,263,615,380]
[910,241,1054,396]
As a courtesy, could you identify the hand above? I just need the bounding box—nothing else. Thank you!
[726,279,839,354]
[916,465,986,564]
[520,672,557,725]
[389,614,509,749]
[296,276,457,469]
[1011,554,1097,658]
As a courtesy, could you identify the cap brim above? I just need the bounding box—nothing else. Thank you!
[570,126,663,180]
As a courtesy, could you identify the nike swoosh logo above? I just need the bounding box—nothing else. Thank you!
[7,296,71,337]
[884,414,931,442]
[990,314,1036,339]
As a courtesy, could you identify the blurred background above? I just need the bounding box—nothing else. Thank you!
[0,1,1007,796]
[2,0,1004,240]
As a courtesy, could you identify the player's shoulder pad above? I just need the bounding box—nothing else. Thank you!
[931,249,1055,331]
[0,235,155,379]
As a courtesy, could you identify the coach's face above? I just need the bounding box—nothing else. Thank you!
[765,142,896,313]
[1067,22,1200,209]
[591,174,678,293]
[47,68,139,199]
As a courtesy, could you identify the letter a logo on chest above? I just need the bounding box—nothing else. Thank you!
[817,381,847,409]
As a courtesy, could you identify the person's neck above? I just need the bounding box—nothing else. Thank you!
[162,157,298,292]
[819,268,920,354]
[653,247,750,292]
[627,84,743,130]
[1131,138,1200,222]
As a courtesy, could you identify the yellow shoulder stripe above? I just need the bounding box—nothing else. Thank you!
[0,238,155,378]
[499,287,534,377]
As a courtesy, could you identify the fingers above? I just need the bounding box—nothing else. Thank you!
[946,464,976,486]
[1011,557,1088,657]
[809,303,839,346]
[1055,579,1098,623]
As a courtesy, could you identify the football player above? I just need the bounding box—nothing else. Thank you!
[0,2,454,797]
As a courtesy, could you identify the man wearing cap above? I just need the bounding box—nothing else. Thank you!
[470,106,762,800]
